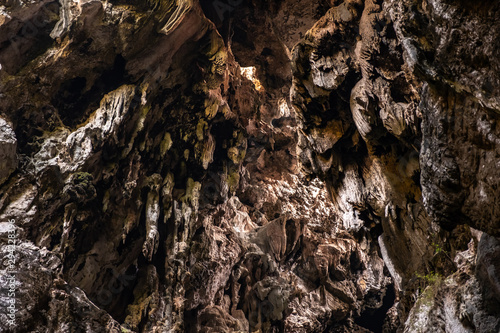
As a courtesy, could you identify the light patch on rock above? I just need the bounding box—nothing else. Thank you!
[240,66,264,92]
[33,85,135,174]
[378,235,402,292]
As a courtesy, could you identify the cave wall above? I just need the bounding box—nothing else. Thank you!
[0,0,499,332]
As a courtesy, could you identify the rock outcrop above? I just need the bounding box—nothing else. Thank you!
[0,0,499,332]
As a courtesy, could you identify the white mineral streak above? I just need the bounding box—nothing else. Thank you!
[143,191,160,261]
[160,0,192,35]
[378,235,402,292]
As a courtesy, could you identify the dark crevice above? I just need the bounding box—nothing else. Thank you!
[355,284,396,333]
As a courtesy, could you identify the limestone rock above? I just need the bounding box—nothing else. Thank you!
[0,0,499,332]
[0,118,17,185]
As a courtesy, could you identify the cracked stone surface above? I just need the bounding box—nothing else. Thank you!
[0,0,499,332]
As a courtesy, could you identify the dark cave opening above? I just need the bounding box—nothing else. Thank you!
[53,54,128,128]
[355,284,396,333]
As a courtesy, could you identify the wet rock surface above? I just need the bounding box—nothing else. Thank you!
[0,0,499,332]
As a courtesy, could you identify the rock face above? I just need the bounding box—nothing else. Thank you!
[0,0,499,332]
[0,118,17,185]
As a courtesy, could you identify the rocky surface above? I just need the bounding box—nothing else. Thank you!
[0,0,499,332]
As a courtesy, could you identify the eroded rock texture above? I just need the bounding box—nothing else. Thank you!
[0,0,499,332]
